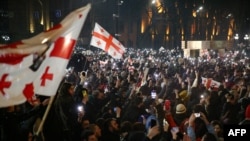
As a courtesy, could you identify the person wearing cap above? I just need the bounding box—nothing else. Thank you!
[173,104,188,126]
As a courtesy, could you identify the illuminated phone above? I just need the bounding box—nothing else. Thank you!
[171,127,179,133]
[194,113,200,117]
[78,105,83,112]
[151,90,156,99]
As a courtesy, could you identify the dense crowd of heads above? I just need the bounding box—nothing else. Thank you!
[1,46,250,141]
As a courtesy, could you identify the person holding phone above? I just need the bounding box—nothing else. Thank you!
[43,82,82,141]
[187,105,215,141]
[151,90,157,99]
[145,102,158,132]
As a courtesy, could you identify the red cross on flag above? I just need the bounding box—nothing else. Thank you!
[90,22,126,59]
[201,77,221,90]
[0,4,91,108]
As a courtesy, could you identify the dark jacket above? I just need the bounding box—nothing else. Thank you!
[43,90,80,141]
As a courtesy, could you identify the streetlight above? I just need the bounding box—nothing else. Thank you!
[196,6,203,13]
[37,0,44,25]
[234,33,239,40]
[234,33,239,50]
[244,34,250,56]
[113,0,123,39]
[112,14,119,18]
[195,6,203,39]
[1,35,10,42]
[244,34,249,40]
[244,34,249,49]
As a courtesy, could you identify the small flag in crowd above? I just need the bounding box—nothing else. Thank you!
[201,77,221,90]
[90,22,126,59]
[0,4,91,108]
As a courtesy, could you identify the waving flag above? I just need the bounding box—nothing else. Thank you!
[90,22,126,59]
[0,4,91,108]
[201,77,221,90]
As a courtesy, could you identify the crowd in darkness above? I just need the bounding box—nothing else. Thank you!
[1,47,250,141]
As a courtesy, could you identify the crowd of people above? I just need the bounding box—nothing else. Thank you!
[1,46,250,141]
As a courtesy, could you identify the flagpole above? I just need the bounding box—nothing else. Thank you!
[33,95,56,141]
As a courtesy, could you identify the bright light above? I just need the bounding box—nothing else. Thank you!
[41,38,48,44]
[1,35,10,41]
[234,34,239,40]
[118,0,123,5]
[244,34,249,40]
[196,6,203,13]
[152,0,156,4]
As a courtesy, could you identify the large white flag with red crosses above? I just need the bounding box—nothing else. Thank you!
[0,4,91,108]
[90,22,126,59]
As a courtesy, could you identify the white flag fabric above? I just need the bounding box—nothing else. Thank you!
[201,77,221,89]
[0,4,91,108]
[90,22,126,59]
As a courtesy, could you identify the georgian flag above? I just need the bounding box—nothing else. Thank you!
[201,77,221,89]
[0,4,91,108]
[90,22,126,59]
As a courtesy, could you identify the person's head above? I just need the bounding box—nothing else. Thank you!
[89,124,102,138]
[81,118,90,129]
[192,104,206,115]
[81,130,98,141]
[59,82,75,96]
[103,118,119,133]
[132,122,146,132]
[92,89,105,100]
[181,81,188,89]
[225,92,234,102]
[211,120,223,136]
[81,71,87,77]
[192,104,208,138]
[95,118,105,130]
[175,103,187,115]
[201,132,217,141]
[130,96,144,108]
[120,121,133,134]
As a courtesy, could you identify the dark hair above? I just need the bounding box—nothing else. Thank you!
[132,122,145,132]
[226,93,234,100]
[95,118,105,130]
[202,132,217,141]
[59,82,73,96]
[211,120,222,127]
[120,121,133,133]
[103,118,116,133]
[193,104,206,114]
[81,129,95,141]
[81,71,86,77]
[192,104,209,138]
[92,90,100,98]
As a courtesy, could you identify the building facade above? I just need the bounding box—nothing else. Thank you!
[0,0,249,50]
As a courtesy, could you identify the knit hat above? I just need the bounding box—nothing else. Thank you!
[176,104,187,114]
[245,104,250,118]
